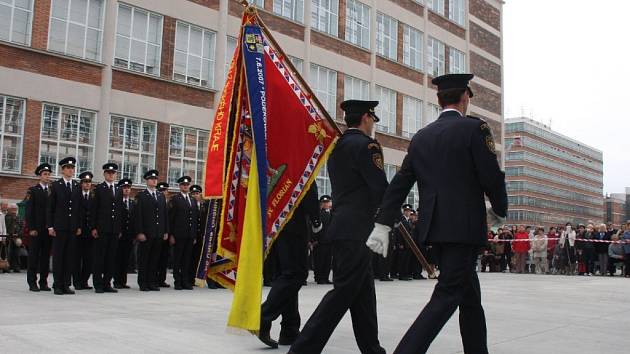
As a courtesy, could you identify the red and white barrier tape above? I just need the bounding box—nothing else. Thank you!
[487,237,629,244]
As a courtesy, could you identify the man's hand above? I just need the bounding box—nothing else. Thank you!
[136,233,147,242]
[366,223,391,257]
[169,235,176,245]
[311,221,323,234]
[48,228,56,237]
[487,208,506,227]
[163,233,169,241]
[29,230,38,237]
[91,229,99,239]
[76,228,81,236]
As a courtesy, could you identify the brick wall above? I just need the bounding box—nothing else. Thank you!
[0,44,102,85]
[470,0,501,31]
[31,0,51,50]
[470,51,501,86]
[0,175,37,200]
[258,10,305,40]
[311,31,371,65]
[155,122,170,176]
[390,0,425,17]
[338,0,347,40]
[428,12,465,39]
[111,69,214,108]
[470,21,501,58]
[336,72,345,121]
[161,16,177,81]
[22,100,43,176]
[470,82,501,115]
[395,93,403,136]
[187,0,220,10]
[376,57,424,84]
[375,133,410,151]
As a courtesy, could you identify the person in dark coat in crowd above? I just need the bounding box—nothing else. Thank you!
[156,181,171,288]
[168,176,199,290]
[25,163,53,292]
[74,171,94,290]
[313,195,333,284]
[114,178,135,289]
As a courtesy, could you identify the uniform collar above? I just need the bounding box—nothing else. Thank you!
[441,108,463,116]
[344,128,370,137]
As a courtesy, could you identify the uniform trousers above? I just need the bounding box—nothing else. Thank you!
[290,240,385,354]
[73,234,93,287]
[393,244,487,354]
[173,237,194,287]
[27,231,51,287]
[92,232,118,290]
[114,236,134,286]
[52,231,76,290]
[261,230,308,336]
[157,239,170,284]
[313,242,332,283]
[137,237,162,288]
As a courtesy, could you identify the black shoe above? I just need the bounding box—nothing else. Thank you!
[63,288,75,295]
[114,284,124,289]
[39,284,51,291]
[104,287,118,293]
[149,286,160,291]
[183,285,193,290]
[255,322,278,349]
[174,285,183,290]
[316,280,332,284]
[278,335,298,346]
[12,269,21,273]
[95,288,105,294]
[83,284,93,290]
[29,285,40,292]
[379,277,393,282]
[398,277,412,281]
[54,288,65,295]
[159,282,170,288]
[139,287,151,292]
[74,285,84,290]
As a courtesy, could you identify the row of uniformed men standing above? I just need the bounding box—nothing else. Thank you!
[24,157,209,294]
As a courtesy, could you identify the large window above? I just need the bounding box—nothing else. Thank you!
[345,0,370,49]
[310,64,337,120]
[426,103,440,126]
[344,75,370,101]
[40,103,95,175]
[427,37,445,77]
[289,56,304,74]
[384,163,396,181]
[449,47,466,74]
[402,96,422,139]
[0,0,33,45]
[449,0,465,26]
[0,95,25,173]
[312,0,338,36]
[108,115,156,184]
[375,85,396,135]
[173,21,216,88]
[406,184,419,208]
[48,0,104,61]
[225,36,237,80]
[427,0,445,15]
[273,0,304,23]
[168,126,209,186]
[403,24,423,71]
[114,4,162,75]
[376,12,397,61]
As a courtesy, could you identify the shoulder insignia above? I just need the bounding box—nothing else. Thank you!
[485,135,496,155]
[480,122,491,133]
[367,142,381,151]
[372,152,384,170]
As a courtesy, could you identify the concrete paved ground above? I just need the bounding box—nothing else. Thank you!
[1,272,629,353]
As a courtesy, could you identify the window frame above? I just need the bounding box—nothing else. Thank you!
[311,0,338,37]
[172,20,217,88]
[113,3,163,76]
[0,0,34,46]
[448,0,465,26]
[107,114,157,185]
[167,125,209,186]
[39,102,97,176]
[375,85,397,135]
[47,0,106,61]
[273,0,304,23]
[402,95,422,139]
[376,12,398,61]
[448,46,466,74]
[310,63,337,120]
[345,0,370,50]
[427,37,445,77]
[343,75,370,102]
[0,94,26,174]
[403,24,423,71]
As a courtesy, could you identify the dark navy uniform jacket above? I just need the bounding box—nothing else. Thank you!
[376,110,507,246]
[327,129,389,242]
[119,197,135,239]
[282,183,319,236]
[134,189,168,238]
[47,178,83,233]
[168,193,199,239]
[25,184,50,232]
[91,182,121,235]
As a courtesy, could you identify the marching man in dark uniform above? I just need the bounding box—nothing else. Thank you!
[135,170,169,291]
[367,74,508,354]
[74,171,94,290]
[313,195,333,285]
[256,184,321,349]
[47,157,83,295]
[189,184,207,287]
[394,204,414,281]
[114,178,134,289]
[290,100,388,354]
[156,181,171,288]
[168,176,199,290]
[25,163,53,292]
[91,163,121,293]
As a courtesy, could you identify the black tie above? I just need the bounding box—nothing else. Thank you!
[152,192,157,200]
[66,182,71,192]
[186,195,191,207]
[109,184,114,196]
[84,193,88,201]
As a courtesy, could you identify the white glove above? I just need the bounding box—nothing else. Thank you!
[487,208,506,227]
[366,223,391,258]
[312,222,323,234]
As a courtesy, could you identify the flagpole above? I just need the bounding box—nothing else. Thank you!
[239,1,342,136]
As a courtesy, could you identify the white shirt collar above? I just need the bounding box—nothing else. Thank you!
[442,108,463,116]
[147,187,156,193]
[40,183,48,189]
[62,177,73,184]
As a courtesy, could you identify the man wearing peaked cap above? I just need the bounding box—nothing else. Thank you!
[188,184,207,287]
[135,169,169,291]
[367,73,507,354]
[114,178,135,289]
[47,157,83,295]
[290,100,388,354]
[25,163,54,292]
[73,171,94,290]
[156,181,171,288]
[90,163,121,293]
[167,176,198,290]
[313,195,333,285]
[189,185,202,194]
[394,204,414,281]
